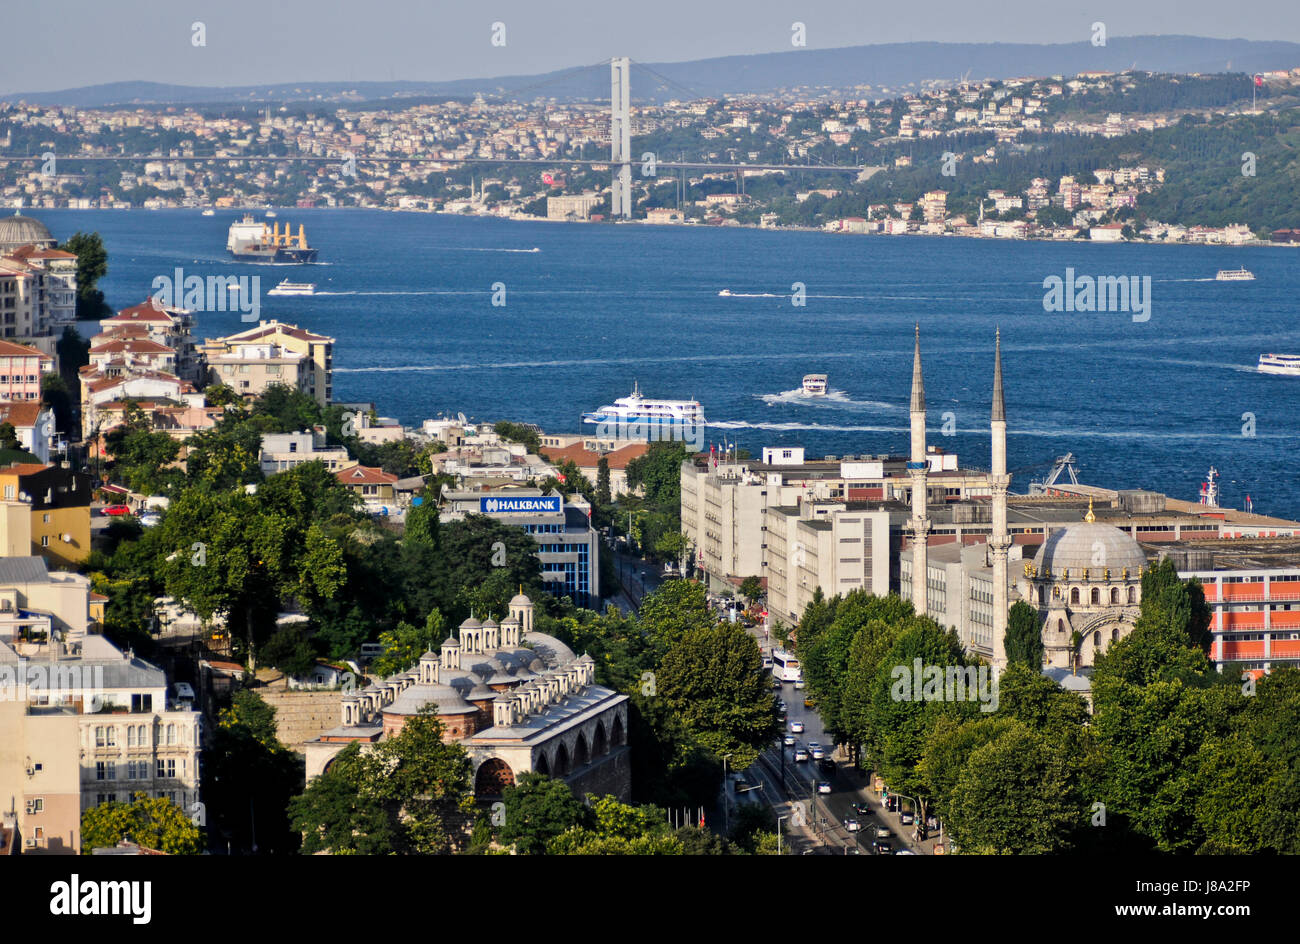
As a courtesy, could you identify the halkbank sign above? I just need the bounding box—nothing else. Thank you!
[480,496,562,514]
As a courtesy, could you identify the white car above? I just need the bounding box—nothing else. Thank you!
[794,748,809,762]
[789,720,805,733]
[794,679,806,690]
[816,781,832,795]
[140,513,162,527]
[783,734,796,747]
[844,818,861,833]
[811,746,825,761]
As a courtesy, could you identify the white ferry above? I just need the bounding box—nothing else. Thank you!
[201,208,215,217]
[802,373,828,396]
[267,280,316,296]
[1216,267,1255,281]
[718,289,733,297]
[1258,353,1300,375]
[582,383,706,428]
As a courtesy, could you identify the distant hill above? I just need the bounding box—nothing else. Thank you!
[8,35,1300,107]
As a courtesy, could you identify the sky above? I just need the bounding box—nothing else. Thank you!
[3,0,1300,94]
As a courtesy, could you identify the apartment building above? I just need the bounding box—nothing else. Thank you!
[261,430,354,477]
[97,297,202,384]
[0,463,93,567]
[0,339,53,402]
[200,320,334,406]
[0,557,200,854]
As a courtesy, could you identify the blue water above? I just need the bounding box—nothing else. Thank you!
[34,208,1300,517]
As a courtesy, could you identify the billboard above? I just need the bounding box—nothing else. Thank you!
[479,495,562,515]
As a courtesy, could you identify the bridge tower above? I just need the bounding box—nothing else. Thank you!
[610,57,632,218]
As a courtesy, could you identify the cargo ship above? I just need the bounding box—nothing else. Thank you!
[227,214,318,263]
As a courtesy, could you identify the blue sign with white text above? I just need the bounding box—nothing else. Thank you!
[479,496,562,514]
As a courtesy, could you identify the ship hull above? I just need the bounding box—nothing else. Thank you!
[229,247,318,263]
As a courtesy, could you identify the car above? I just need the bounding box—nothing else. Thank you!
[873,840,894,855]
[816,781,832,795]
[794,679,806,690]
[777,700,786,711]
[793,748,809,762]
[803,696,816,708]
[900,812,915,825]
[811,747,825,761]
[851,802,874,816]
[139,513,162,528]
[844,817,861,833]
[875,825,891,839]
[102,504,132,516]
[782,734,797,747]
[788,720,804,733]
[771,678,783,689]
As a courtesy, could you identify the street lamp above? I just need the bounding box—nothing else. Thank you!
[776,814,788,856]
[721,753,733,837]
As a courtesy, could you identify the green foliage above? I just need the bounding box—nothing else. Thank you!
[80,791,203,854]
[498,771,588,854]
[260,622,319,677]
[492,421,541,452]
[738,575,763,602]
[58,231,113,320]
[372,610,445,677]
[656,622,778,768]
[1004,600,1044,669]
[637,578,715,657]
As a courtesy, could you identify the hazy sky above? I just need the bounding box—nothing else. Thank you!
[3,0,1299,94]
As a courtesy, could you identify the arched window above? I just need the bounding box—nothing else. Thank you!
[1127,586,1136,604]
[1070,587,1080,605]
[1110,587,1120,604]
[1090,587,1100,605]
[1058,618,1067,635]
[1111,628,1120,642]
[1093,631,1101,648]
[166,724,175,745]
[474,758,515,796]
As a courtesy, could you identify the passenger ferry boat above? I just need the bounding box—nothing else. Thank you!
[1216,267,1255,281]
[717,289,733,296]
[201,208,215,216]
[1258,353,1300,375]
[267,280,316,296]
[802,373,828,396]
[582,383,706,428]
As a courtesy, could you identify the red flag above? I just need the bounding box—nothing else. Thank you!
[1255,75,1264,87]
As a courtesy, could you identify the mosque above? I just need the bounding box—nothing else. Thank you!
[305,592,630,800]
[901,327,1145,673]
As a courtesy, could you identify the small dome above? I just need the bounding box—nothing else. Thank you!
[459,616,482,631]
[510,592,532,606]
[1032,522,1147,578]
[0,211,55,253]
[441,635,460,648]
[481,617,499,629]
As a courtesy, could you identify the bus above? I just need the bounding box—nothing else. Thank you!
[772,650,802,683]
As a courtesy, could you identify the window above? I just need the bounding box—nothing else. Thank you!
[166,723,176,745]
[156,758,176,779]
[29,798,43,812]
[127,726,136,748]
[40,535,49,548]
[42,513,50,524]
[1070,587,1080,604]
[1090,588,1100,605]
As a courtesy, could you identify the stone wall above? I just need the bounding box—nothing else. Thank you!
[258,688,341,751]
[566,745,631,803]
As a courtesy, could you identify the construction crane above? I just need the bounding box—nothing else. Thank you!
[1023,453,1081,494]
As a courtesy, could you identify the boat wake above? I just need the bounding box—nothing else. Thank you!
[311,290,480,296]
[759,389,901,411]
[450,246,541,253]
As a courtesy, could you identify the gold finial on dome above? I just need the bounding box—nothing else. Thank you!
[1084,497,1096,524]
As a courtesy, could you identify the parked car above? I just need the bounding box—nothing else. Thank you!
[788,720,804,734]
[873,840,893,855]
[875,825,891,839]
[816,781,832,795]
[844,817,861,833]
[900,812,915,825]
[102,504,132,516]
[139,513,162,528]
[794,748,809,762]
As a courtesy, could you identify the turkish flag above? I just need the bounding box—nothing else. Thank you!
[1255,75,1264,87]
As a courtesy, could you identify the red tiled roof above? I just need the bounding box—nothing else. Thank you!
[90,338,174,355]
[107,298,175,323]
[0,401,44,427]
[0,340,52,360]
[335,465,398,486]
[218,320,332,344]
[0,462,51,477]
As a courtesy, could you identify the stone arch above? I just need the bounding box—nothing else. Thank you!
[574,731,590,770]
[611,714,625,747]
[474,758,515,796]
[554,741,570,777]
[534,751,550,777]
[592,722,608,757]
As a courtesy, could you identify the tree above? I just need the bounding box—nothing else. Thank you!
[203,383,242,407]
[739,575,764,604]
[0,422,18,451]
[945,722,1082,854]
[653,530,686,565]
[657,622,778,768]
[289,743,395,854]
[59,231,113,320]
[261,621,319,677]
[1004,600,1044,668]
[80,791,203,854]
[498,772,588,854]
[372,610,446,677]
[637,578,715,656]
[596,456,612,507]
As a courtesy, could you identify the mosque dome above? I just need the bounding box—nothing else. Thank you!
[510,592,533,606]
[0,211,55,253]
[1032,519,1147,577]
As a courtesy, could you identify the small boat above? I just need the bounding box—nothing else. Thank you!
[201,208,215,217]
[265,210,278,218]
[802,373,828,396]
[1216,267,1254,281]
[718,289,733,297]
[1258,353,1300,375]
[267,280,315,296]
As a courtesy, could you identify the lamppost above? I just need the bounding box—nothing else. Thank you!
[777,814,788,856]
[721,753,732,837]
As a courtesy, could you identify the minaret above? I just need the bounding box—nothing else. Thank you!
[909,324,930,616]
[989,329,1012,669]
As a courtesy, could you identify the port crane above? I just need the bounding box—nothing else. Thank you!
[1004,453,1082,494]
